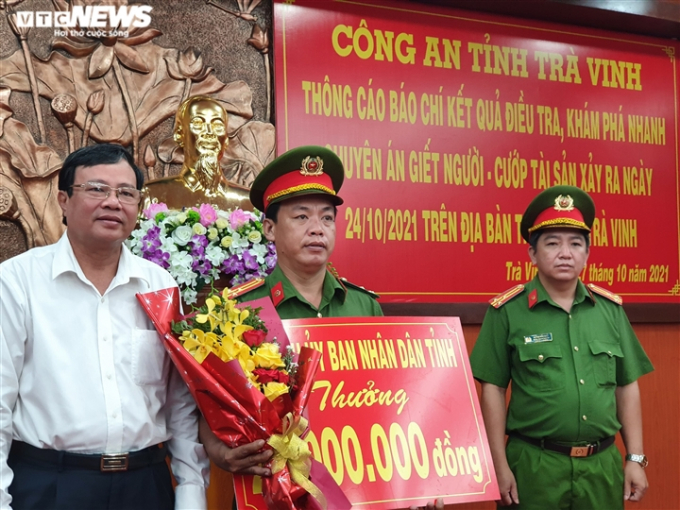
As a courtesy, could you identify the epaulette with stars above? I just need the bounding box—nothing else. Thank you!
[586,283,623,305]
[327,262,380,298]
[489,284,525,309]
[224,278,265,300]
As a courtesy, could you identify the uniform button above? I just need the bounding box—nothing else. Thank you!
[102,337,107,342]
[569,314,572,319]
[538,354,544,361]
[112,413,118,419]
[579,379,585,385]
[101,297,105,303]
[607,350,612,355]
[107,373,113,380]
[574,346,579,352]
[317,312,322,318]
[582,415,587,421]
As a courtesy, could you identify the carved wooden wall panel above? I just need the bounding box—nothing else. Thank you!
[0,0,275,262]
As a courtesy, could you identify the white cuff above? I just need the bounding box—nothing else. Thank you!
[175,483,207,510]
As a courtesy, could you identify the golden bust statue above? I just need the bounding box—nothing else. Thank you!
[143,96,252,211]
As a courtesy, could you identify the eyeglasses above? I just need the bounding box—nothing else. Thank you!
[70,182,142,205]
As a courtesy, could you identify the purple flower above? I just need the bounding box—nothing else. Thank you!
[229,209,251,230]
[199,203,218,227]
[265,253,277,270]
[142,225,162,249]
[144,249,170,269]
[223,255,245,275]
[192,235,209,248]
[242,251,259,271]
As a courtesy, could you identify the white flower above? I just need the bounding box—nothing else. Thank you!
[206,244,227,266]
[172,225,193,246]
[247,230,262,244]
[250,243,267,263]
[175,212,187,225]
[231,232,249,250]
[160,237,179,254]
[173,267,197,287]
[169,251,193,270]
[215,218,229,230]
[182,288,198,305]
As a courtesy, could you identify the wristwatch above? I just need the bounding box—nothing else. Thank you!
[626,454,648,468]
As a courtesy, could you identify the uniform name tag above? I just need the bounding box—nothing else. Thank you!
[524,333,553,344]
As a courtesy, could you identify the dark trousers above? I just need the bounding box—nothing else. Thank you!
[8,448,175,510]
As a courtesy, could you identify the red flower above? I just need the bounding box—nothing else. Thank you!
[243,329,267,347]
[253,368,280,384]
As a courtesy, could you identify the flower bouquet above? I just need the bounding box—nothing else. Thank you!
[136,287,350,510]
[127,203,276,305]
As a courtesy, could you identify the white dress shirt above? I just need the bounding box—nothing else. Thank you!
[0,232,209,509]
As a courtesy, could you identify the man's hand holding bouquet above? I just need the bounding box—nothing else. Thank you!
[136,286,349,509]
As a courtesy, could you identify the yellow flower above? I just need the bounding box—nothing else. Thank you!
[215,218,229,230]
[207,227,218,240]
[253,342,285,369]
[193,223,207,235]
[196,295,225,332]
[221,236,233,248]
[247,230,262,244]
[237,348,256,377]
[264,382,289,401]
[176,212,187,224]
[182,329,219,363]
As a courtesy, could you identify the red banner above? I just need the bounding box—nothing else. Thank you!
[273,0,680,303]
[235,317,499,509]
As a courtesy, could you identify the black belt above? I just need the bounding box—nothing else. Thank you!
[510,433,615,458]
[10,441,168,472]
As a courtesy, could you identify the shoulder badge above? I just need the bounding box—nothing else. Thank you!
[586,283,623,305]
[489,284,525,309]
[225,278,265,300]
[327,262,379,298]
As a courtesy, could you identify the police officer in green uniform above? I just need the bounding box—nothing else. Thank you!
[470,185,653,509]
[200,145,382,481]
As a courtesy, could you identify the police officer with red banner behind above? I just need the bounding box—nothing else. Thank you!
[470,185,653,509]
[199,145,384,486]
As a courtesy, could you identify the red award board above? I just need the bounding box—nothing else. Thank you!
[273,0,680,303]
[235,317,499,509]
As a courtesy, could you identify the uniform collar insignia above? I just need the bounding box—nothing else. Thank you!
[528,288,538,308]
[271,281,284,307]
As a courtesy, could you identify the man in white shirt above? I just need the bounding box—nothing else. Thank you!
[0,144,209,509]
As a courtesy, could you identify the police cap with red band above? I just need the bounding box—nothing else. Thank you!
[250,146,344,212]
[520,185,595,242]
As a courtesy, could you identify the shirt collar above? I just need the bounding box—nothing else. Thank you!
[268,265,346,308]
[528,275,594,308]
[52,231,150,289]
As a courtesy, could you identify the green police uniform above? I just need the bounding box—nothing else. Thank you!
[234,264,382,319]
[471,184,653,510]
